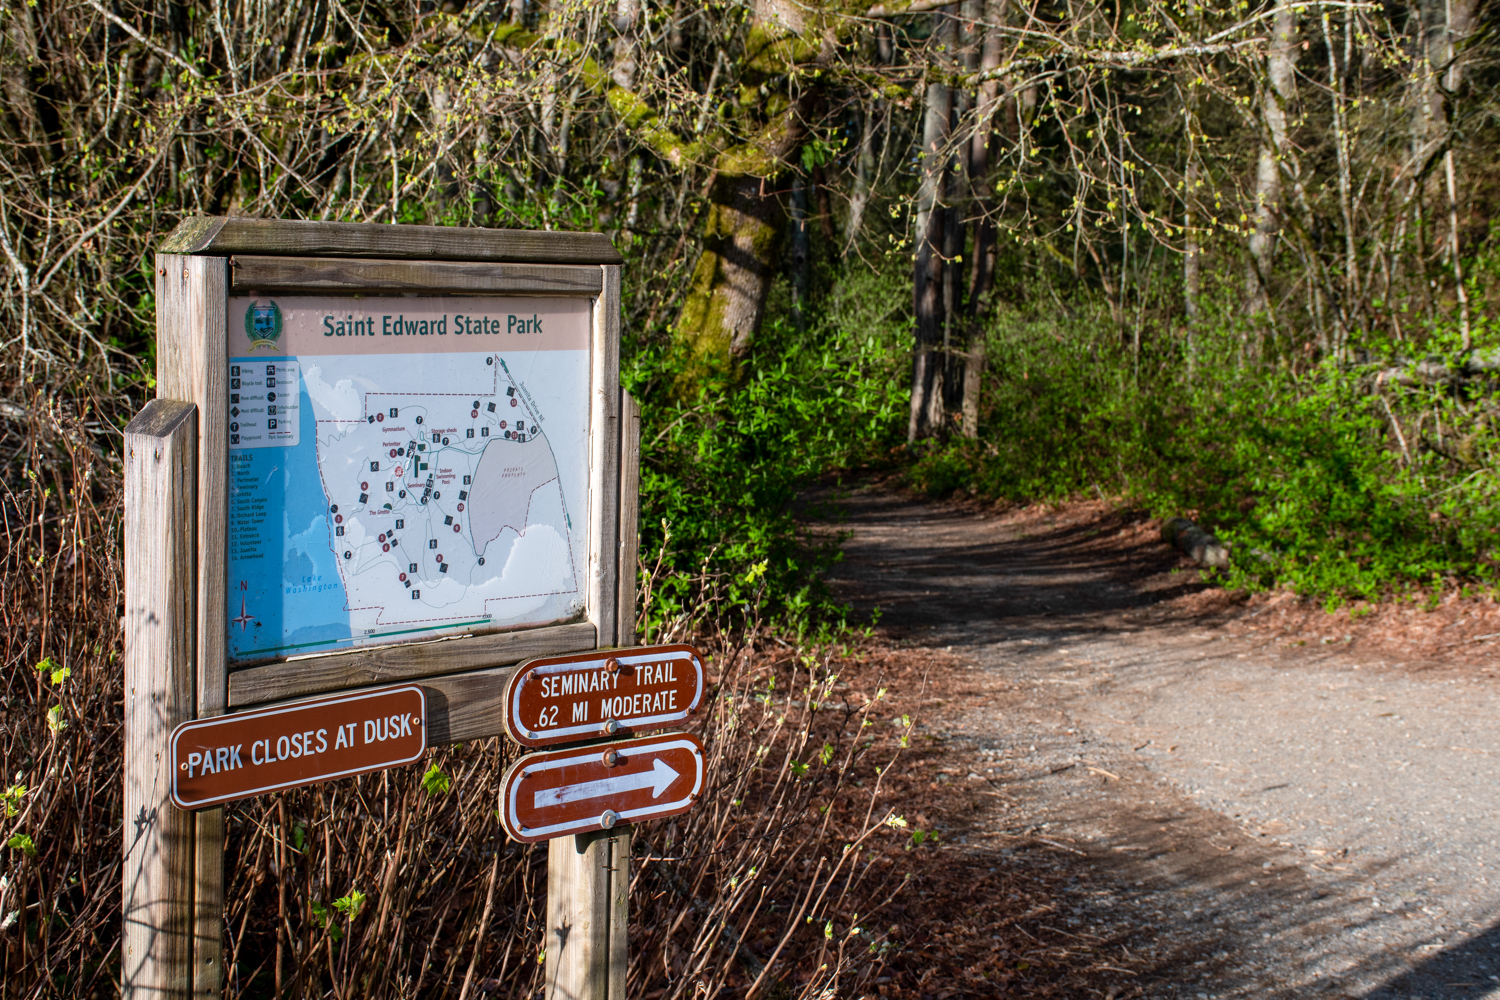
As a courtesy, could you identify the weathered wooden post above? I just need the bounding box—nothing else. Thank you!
[546,828,632,1000]
[123,217,679,999]
[123,399,198,998]
[542,384,641,1000]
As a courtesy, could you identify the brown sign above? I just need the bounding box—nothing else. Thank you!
[499,731,704,843]
[170,685,426,810]
[503,644,705,748]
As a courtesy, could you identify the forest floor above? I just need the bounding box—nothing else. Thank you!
[803,480,1500,1000]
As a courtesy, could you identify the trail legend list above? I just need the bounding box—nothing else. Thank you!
[229,359,300,449]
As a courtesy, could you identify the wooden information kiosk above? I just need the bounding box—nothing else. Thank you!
[123,218,643,998]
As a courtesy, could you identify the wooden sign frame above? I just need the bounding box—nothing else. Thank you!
[124,218,640,999]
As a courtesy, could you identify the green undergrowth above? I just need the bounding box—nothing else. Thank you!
[628,241,1500,619]
[905,284,1500,606]
[625,267,909,637]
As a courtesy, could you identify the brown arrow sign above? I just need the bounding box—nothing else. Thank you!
[499,731,704,843]
[503,643,705,748]
[170,685,426,810]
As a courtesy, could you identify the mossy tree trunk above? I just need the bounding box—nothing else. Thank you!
[674,173,786,372]
[669,0,814,379]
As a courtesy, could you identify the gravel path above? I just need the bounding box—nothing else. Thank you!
[815,484,1500,999]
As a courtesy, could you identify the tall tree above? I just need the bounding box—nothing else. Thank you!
[1413,0,1481,350]
[960,0,1008,439]
[1243,0,1299,348]
[668,0,815,376]
[909,7,956,442]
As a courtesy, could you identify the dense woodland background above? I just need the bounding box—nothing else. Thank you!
[2,0,1500,995]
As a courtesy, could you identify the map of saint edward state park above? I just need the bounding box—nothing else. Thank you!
[226,295,591,664]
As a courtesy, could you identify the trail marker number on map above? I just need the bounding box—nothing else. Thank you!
[504,643,704,748]
[500,732,704,843]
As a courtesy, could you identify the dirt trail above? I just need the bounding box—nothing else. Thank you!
[813,483,1500,1000]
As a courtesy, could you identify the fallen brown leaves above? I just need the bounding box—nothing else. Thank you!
[952,491,1500,677]
[778,640,1144,999]
[1213,587,1500,673]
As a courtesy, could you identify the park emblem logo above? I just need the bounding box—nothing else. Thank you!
[244,299,284,351]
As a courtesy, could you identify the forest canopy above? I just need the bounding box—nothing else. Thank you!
[2,0,1499,607]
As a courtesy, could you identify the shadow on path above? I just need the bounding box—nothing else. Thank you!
[809,482,1500,999]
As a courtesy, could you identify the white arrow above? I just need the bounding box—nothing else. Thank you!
[533,758,680,810]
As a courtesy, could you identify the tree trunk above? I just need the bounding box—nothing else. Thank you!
[1243,0,1297,344]
[670,0,808,378]
[612,0,639,90]
[846,23,890,254]
[675,173,784,372]
[790,173,810,326]
[960,341,984,439]
[1184,153,1200,371]
[909,7,955,444]
[960,0,1005,439]
[1184,154,1200,323]
[845,101,879,253]
[1416,0,1480,349]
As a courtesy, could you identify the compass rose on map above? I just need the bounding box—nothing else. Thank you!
[231,590,256,632]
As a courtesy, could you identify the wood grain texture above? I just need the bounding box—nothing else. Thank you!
[229,256,603,296]
[419,662,515,745]
[154,254,230,996]
[154,253,230,719]
[616,390,641,647]
[191,809,223,998]
[161,217,623,264]
[242,661,510,745]
[123,400,198,1000]
[587,266,622,648]
[607,828,629,1000]
[226,621,597,707]
[545,827,630,1000]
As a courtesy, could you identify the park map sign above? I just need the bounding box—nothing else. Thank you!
[226,295,591,663]
[124,218,644,1000]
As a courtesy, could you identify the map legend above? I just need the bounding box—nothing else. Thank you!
[228,360,300,448]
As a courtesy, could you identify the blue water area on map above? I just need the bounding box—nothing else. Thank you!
[227,360,351,661]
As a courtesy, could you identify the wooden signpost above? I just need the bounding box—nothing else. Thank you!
[122,217,684,1000]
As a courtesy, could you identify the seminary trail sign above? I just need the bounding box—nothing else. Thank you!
[504,644,704,747]
[500,731,705,843]
[170,686,426,809]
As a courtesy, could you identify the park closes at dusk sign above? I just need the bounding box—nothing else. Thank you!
[169,685,426,809]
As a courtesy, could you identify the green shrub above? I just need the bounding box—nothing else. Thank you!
[625,268,910,636]
[906,285,1500,602]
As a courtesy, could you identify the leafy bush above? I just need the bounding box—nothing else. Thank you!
[626,267,910,636]
[901,275,1500,603]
